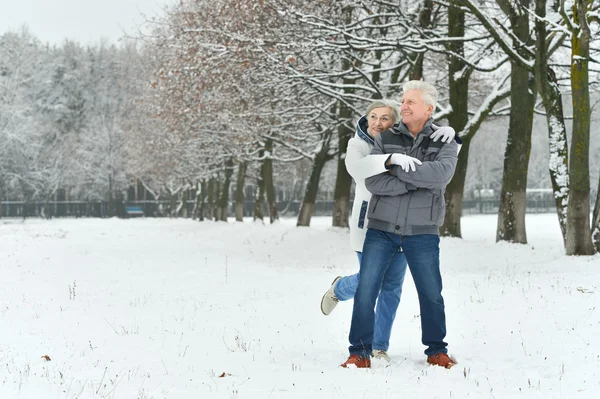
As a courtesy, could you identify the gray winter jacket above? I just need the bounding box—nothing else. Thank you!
[365,118,458,236]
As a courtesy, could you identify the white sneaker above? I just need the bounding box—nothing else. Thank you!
[320,276,341,315]
[372,350,391,362]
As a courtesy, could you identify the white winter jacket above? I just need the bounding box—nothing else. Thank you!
[345,116,390,252]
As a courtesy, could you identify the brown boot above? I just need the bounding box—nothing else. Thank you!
[427,353,456,369]
[341,354,371,368]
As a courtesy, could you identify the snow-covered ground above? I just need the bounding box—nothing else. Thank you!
[1,214,599,399]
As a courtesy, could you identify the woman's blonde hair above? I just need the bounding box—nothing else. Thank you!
[365,99,401,123]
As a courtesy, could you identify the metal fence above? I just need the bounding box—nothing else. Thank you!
[461,198,557,215]
[1,201,111,218]
[1,198,558,219]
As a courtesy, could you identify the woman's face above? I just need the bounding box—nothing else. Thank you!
[367,107,395,136]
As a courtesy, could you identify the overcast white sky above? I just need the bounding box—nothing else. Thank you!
[0,0,171,44]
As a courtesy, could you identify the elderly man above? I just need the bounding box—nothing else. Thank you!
[341,80,458,369]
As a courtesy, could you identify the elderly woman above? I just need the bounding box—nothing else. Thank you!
[320,99,455,363]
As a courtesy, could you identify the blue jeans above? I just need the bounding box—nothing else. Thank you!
[334,251,407,351]
[349,229,448,358]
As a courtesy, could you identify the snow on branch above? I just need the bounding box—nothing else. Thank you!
[460,0,534,70]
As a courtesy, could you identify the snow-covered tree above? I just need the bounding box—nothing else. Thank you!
[564,0,596,254]
[0,29,46,209]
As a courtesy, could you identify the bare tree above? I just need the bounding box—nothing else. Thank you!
[532,0,570,244]
[564,0,595,254]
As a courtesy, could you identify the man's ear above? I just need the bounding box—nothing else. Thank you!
[425,104,434,116]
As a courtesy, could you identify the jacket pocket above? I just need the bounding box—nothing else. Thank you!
[432,194,444,224]
[371,196,381,213]
[406,190,436,225]
[358,200,368,229]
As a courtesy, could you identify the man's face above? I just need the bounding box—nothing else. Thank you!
[401,89,433,127]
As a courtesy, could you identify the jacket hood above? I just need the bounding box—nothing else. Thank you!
[355,115,375,146]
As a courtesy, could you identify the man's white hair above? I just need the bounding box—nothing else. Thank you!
[402,80,438,109]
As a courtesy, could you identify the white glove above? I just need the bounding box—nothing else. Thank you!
[390,153,422,172]
[430,124,456,143]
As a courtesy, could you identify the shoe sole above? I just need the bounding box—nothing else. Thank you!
[427,360,457,369]
[341,363,371,368]
[320,276,341,315]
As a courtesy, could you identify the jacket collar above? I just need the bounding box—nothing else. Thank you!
[355,116,375,146]
[393,118,435,139]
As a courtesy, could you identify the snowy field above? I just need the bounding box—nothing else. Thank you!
[1,214,599,399]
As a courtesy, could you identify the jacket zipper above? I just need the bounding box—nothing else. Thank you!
[430,195,434,220]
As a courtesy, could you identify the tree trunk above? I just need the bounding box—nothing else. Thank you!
[496,3,535,244]
[332,111,353,228]
[0,182,3,218]
[297,137,333,226]
[198,180,207,222]
[263,139,278,224]
[441,137,472,236]
[254,149,266,223]
[332,8,355,228]
[43,194,52,220]
[409,0,433,81]
[212,180,221,221]
[192,182,201,220]
[217,158,234,222]
[592,175,600,252]
[235,161,247,222]
[206,178,215,221]
[371,48,383,95]
[440,1,469,237]
[108,173,115,217]
[181,188,188,218]
[332,80,354,228]
[170,191,177,218]
[533,0,569,246]
[496,64,534,243]
[566,0,594,255]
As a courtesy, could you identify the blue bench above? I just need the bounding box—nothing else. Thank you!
[126,206,144,217]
